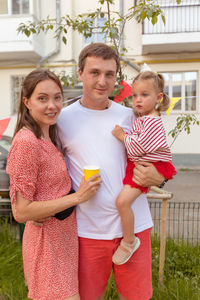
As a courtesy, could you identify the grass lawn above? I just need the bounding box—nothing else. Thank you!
[0,219,200,300]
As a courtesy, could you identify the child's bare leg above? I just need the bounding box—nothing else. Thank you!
[116,185,142,244]
[112,185,142,265]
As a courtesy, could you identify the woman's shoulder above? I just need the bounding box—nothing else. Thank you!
[14,128,37,141]
[12,129,39,151]
[7,129,40,170]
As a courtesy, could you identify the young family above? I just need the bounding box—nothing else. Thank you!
[7,43,175,300]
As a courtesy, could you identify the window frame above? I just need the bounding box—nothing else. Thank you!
[0,0,30,15]
[161,71,198,114]
[84,17,107,45]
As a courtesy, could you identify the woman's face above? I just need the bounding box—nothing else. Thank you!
[23,79,63,133]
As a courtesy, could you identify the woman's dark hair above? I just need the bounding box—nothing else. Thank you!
[13,68,63,146]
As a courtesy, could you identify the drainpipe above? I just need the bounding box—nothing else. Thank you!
[119,0,124,53]
[121,57,140,72]
[119,0,140,73]
[37,0,61,67]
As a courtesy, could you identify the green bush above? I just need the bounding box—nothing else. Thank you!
[0,219,28,300]
[152,237,200,300]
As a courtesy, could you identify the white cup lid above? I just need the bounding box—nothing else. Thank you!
[84,165,100,170]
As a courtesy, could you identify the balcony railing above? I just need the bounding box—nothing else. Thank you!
[143,0,200,34]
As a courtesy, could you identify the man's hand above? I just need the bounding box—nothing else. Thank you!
[112,125,125,142]
[133,162,164,187]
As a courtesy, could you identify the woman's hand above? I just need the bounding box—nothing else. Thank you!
[133,162,164,187]
[112,125,125,142]
[29,175,102,227]
[76,174,102,203]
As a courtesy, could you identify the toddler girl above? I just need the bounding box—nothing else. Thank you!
[112,71,176,265]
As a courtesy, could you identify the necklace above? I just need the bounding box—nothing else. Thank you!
[79,98,110,110]
[41,135,52,143]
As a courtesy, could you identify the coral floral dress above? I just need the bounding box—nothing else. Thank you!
[6,129,78,300]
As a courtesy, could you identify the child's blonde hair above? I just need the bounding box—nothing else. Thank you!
[132,71,170,112]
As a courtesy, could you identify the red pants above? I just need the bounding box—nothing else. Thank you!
[79,228,152,300]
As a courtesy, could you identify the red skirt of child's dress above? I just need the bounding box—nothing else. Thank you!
[123,159,177,193]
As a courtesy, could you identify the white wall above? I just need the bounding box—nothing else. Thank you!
[0,68,34,137]
[0,0,199,156]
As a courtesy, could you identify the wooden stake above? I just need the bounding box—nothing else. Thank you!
[159,198,168,284]
[147,186,173,285]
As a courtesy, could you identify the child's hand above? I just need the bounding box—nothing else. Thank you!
[112,125,125,142]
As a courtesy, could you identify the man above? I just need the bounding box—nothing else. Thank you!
[57,43,164,300]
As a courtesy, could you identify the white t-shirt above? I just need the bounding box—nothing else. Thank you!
[57,100,153,239]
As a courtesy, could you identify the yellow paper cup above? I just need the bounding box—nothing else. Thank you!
[84,165,100,181]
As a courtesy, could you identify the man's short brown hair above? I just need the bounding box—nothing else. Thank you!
[78,43,120,73]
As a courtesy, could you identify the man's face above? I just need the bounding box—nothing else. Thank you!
[78,56,117,105]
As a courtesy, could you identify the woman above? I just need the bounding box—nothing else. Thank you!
[6,69,101,300]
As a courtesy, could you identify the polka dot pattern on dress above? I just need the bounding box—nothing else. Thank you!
[6,129,79,300]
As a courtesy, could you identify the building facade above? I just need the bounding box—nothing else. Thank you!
[0,0,199,162]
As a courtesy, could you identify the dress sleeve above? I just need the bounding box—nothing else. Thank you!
[124,117,168,158]
[6,132,40,207]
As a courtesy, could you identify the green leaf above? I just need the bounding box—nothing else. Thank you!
[152,15,158,25]
[140,10,146,21]
[24,29,30,37]
[30,28,36,34]
[161,14,166,25]
[62,36,67,44]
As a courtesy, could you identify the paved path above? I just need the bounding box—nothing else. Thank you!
[164,169,200,202]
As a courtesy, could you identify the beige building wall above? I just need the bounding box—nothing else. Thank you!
[0,0,199,157]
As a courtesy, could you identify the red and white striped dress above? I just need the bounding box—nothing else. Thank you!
[123,116,176,192]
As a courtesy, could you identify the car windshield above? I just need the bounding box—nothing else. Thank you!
[0,139,11,152]
[0,137,12,170]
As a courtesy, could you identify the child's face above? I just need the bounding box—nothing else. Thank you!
[132,79,163,116]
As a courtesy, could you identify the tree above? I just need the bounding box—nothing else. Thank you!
[169,114,200,147]
[18,0,199,141]
[17,0,168,85]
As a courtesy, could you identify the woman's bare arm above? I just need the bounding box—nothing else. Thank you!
[12,175,102,223]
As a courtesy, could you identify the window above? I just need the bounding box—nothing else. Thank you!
[12,0,29,14]
[85,17,107,44]
[0,0,29,15]
[161,71,197,112]
[11,75,25,115]
[0,0,8,14]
